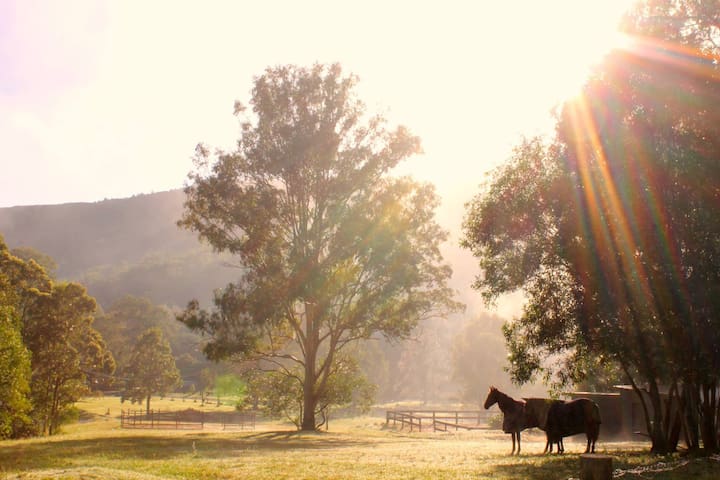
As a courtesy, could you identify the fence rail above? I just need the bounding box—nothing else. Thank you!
[120,409,256,430]
[385,409,490,433]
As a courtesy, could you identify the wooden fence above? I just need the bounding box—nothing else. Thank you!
[385,409,490,433]
[120,409,256,430]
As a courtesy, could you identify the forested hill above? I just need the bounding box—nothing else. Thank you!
[0,190,193,277]
[0,188,503,318]
[0,190,238,309]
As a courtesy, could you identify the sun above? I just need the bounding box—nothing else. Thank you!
[545,1,635,103]
[512,0,635,107]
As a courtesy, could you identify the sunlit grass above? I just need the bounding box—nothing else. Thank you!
[2,397,719,479]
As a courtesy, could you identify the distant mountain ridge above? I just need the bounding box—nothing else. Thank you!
[0,189,238,308]
[0,190,197,278]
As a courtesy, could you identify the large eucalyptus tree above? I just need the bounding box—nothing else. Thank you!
[178,63,460,430]
[463,0,720,453]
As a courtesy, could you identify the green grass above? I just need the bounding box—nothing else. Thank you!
[2,397,719,480]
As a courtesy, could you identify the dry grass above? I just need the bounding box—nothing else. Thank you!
[1,397,719,480]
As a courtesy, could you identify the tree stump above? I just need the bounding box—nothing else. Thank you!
[580,454,613,480]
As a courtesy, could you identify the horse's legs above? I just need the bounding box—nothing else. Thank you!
[517,431,521,455]
[559,438,564,454]
[511,433,516,455]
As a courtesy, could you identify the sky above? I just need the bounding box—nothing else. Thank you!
[0,0,635,318]
[1,0,633,210]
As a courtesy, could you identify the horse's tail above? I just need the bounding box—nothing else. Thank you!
[590,401,601,425]
[587,400,601,442]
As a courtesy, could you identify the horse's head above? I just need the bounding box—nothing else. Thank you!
[483,386,499,409]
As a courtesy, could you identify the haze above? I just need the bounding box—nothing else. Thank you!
[1,0,633,321]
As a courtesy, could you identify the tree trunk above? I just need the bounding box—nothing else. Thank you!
[699,382,719,452]
[301,391,317,430]
[146,395,151,415]
[301,301,319,431]
[683,381,701,450]
[648,381,671,454]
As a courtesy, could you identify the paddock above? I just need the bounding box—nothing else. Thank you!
[385,409,492,432]
[120,408,257,430]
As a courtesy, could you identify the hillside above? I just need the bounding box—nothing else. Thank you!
[0,188,522,402]
[0,189,238,308]
[0,190,195,277]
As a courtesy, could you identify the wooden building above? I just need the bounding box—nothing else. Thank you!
[569,386,654,440]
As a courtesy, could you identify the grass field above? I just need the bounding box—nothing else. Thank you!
[1,397,719,480]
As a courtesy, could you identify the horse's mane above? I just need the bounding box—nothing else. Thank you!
[492,388,524,412]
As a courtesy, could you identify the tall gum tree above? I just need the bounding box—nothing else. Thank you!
[178,63,461,430]
[462,1,720,453]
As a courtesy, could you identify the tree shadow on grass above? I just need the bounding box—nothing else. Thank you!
[0,430,376,470]
[488,453,578,480]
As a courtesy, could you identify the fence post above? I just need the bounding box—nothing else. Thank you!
[456,412,459,431]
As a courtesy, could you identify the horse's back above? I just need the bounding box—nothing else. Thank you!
[523,398,554,430]
[547,398,601,438]
[571,398,601,427]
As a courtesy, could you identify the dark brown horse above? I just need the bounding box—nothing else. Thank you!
[544,398,601,453]
[523,397,564,453]
[484,387,538,455]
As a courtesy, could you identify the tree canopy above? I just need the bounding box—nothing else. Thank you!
[178,63,461,430]
[122,328,181,414]
[0,237,114,437]
[462,0,720,453]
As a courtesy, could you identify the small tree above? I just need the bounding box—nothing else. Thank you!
[198,367,215,405]
[214,373,247,409]
[23,282,115,435]
[249,354,374,429]
[123,328,182,413]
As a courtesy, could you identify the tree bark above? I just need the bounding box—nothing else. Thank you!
[301,301,319,431]
[648,380,671,454]
[699,382,719,452]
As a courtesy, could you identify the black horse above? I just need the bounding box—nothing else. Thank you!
[523,397,564,453]
[484,386,538,455]
[544,398,601,453]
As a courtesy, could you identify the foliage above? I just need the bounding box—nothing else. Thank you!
[0,301,32,439]
[122,328,182,413]
[81,248,239,309]
[451,314,513,403]
[10,246,58,278]
[96,296,176,372]
[1,237,115,438]
[0,236,52,323]
[249,354,376,429]
[213,373,248,409]
[23,282,115,435]
[248,369,303,427]
[178,63,461,430]
[462,0,720,454]
[94,295,213,390]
